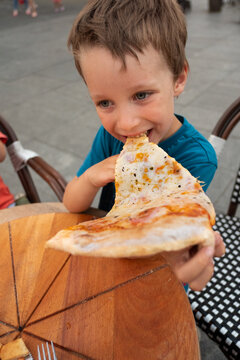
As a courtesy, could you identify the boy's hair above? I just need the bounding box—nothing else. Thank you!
[68,0,188,80]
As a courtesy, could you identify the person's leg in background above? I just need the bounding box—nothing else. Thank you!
[28,0,38,18]
[13,0,19,16]
[53,0,65,13]
[25,0,32,15]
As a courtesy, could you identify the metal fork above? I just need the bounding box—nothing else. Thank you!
[37,341,58,360]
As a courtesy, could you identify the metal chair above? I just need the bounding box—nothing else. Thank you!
[189,97,240,360]
[0,115,67,203]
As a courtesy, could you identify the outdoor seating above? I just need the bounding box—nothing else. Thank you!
[0,115,67,203]
[189,97,240,360]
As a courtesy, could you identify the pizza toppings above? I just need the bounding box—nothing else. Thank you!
[46,134,215,257]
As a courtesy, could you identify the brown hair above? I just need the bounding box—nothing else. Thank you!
[68,0,188,80]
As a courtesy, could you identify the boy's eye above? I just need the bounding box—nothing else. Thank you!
[98,100,111,108]
[135,92,151,101]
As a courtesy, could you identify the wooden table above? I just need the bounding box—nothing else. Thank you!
[0,203,200,359]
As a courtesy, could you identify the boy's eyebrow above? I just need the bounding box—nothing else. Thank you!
[91,81,157,100]
[127,82,156,92]
[91,94,109,101]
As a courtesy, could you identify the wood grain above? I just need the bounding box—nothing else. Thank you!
[8,213,93,327]
[28,255,168,323]
[22,333,87,360]
[0,223,18,327]
[26,265,200,360]
[0,329,19,345]
[0,323,17,338]
[113,266,199,360]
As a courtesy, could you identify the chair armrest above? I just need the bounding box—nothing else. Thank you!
[27,157,67,201]
[0,115,67,203]
[212,96,240,139]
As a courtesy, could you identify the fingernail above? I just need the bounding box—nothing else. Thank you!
[205,246,214,257]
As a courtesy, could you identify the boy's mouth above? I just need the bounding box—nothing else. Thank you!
[123,129,152,140]
[146,129,152,138]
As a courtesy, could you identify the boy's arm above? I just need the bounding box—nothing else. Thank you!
[63,155,118,213]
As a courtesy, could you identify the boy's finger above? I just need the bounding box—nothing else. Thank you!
[175,246,214,285]
[214,239,226,257]
[214,233,225,257]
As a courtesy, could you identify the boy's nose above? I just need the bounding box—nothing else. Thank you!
[117,107,141,135]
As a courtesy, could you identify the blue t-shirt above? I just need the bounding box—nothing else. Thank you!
[77,115,217,189]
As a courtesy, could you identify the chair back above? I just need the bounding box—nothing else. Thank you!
[0,115,67,203]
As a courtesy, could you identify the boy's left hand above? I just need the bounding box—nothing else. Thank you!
[161,231,225,291]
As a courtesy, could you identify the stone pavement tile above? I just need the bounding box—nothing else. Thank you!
[0,0,87,31]
[219,70,240,87]
[53,82,96,113]
[187,55,239,72]
[176,104,223,133]
[0,74,66,109]
[199,328,227,360]
[176,66,232,107]
[24,138,83,180]
[1,89,88,137]
[53,79,91,101]
[207,166,237,202]
[190,83,240,114]
[0,50,70,82]
[37,60,80,82]
[38,114,100,157]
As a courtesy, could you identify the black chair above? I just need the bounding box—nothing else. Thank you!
[189,97,240,360]
[0,115,67,203]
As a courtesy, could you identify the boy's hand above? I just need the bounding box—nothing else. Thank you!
[161,231,225,291]
[85,155,119,188]
[63,155,119,213]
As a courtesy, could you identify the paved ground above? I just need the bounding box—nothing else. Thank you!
[0,0,240,358]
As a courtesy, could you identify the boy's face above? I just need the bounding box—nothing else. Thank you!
[79,45,187,144]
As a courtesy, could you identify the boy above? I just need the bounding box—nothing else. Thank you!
[63,0,225,291]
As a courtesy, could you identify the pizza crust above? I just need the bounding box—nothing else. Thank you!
[46,215,214,257]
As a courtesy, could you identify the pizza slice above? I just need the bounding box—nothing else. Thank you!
[46,134,215,257]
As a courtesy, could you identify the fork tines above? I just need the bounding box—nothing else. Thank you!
[37,341,57,360]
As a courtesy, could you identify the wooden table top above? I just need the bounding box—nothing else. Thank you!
[0,203,200,359]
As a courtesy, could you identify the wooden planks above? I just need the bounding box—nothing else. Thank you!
[0,223,18,327]
[28,255,168,323]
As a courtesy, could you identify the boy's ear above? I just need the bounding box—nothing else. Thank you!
[174,62,188,97]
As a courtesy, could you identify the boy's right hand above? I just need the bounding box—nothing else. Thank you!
[63,155,119,213]
[85,155,119,188]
